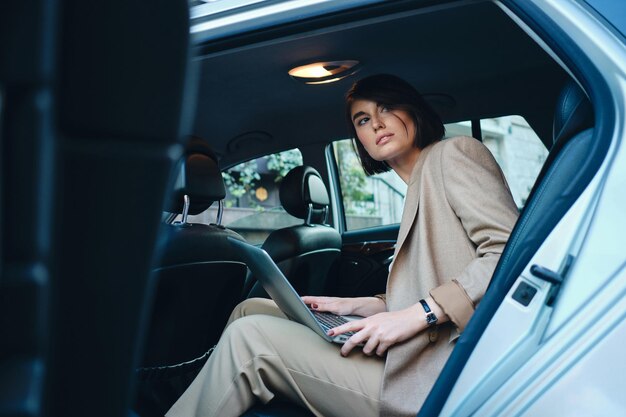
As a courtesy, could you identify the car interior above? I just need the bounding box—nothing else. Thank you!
[2,1,613,417]
[243,165,342,299]
[141,138,248,368]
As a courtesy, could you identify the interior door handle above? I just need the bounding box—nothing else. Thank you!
[530,265,563,285]
[530,254,574,306]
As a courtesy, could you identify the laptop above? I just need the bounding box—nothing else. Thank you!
[228,237,362,345]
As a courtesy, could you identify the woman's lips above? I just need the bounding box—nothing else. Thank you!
[376,133,394,145]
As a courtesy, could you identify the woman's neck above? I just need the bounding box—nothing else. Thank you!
[387,147,422,183]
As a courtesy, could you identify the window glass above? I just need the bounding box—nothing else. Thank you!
[333,115,546,231]
[444,120,472,138]
[333,139,407,231]
[187,148,303,244]
[479,116,548,208]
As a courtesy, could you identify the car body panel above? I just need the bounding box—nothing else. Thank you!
[436,0,626,415]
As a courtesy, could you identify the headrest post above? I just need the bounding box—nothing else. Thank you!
[322,206,328,225]
[216,200,224,226]
[305,203,313,226]
[180,194,190,225]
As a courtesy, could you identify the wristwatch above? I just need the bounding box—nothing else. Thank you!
[419,299,438,326]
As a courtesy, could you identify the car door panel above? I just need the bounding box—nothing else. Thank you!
[326,225,399,297]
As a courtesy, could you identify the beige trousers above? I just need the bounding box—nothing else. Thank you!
[165,298,384,417]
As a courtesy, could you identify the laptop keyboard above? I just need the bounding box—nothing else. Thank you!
[311,310,356,336]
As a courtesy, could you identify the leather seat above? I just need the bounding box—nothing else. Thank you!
[141,138,247,368]
[245,165,342,298]
[418,79,598,416]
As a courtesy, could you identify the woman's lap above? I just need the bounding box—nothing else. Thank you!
[167,298,384,417]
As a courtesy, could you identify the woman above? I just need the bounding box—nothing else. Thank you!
[166,74,519,417]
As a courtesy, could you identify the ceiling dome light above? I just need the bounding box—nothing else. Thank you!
[288,60,360,85]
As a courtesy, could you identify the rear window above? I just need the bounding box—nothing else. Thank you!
[187,148,304,244]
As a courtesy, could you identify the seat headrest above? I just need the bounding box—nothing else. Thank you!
[279,166,330,223]
[553,79,594,145]
[168,137,226,215]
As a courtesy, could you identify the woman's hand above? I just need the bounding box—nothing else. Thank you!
[301,296,386,317]
[329,304,425,357]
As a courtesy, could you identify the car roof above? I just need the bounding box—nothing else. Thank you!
[190,1,566,168]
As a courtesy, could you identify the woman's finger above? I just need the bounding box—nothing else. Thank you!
[301,296,330,305]
[361,335,380,356]
[340,329,369,356]
[328,319,365,336]
[375,341,390,357]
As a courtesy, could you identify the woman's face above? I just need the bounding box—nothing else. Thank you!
[351,99,418,165]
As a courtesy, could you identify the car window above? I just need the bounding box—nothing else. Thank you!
[187,148,304,244]
[333,116,547,231]
[446,116,547,208]
[332,139,407,231]
[479,116,548,208]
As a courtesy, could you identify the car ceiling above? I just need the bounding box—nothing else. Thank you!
[191,0,566,168]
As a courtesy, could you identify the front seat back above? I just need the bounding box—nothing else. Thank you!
[141,138,247,367]
[246,166,342,298]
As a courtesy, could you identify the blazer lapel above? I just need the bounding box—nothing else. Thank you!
[395,181,420,253]
[394,145,432,252]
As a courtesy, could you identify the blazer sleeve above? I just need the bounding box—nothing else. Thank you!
[429,137,519,332]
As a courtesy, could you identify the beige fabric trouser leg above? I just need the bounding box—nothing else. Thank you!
[166,298,384,417]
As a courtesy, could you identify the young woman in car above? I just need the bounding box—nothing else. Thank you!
[166,74,519,417]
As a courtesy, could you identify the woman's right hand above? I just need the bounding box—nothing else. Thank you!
[301,296,386,317]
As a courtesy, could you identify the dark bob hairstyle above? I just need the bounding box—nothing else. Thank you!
[345,74,445,175]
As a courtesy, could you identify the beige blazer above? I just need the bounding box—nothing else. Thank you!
[379,136,519,417]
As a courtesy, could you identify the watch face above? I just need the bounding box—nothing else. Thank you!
[420,299,438,326]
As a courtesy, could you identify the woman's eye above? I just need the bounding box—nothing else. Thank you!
[357,117,369,126]
[380,105,389,112]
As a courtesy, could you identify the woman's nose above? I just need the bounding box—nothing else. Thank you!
[372,117,385,131]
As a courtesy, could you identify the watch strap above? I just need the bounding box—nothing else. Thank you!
[419,299,438,326]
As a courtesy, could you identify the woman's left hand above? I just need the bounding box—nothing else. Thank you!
[329,304,425,357]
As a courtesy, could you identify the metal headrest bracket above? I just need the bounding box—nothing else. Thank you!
[216,200,224,226]
[305,203,314,226]
[304,203,328,226]
[179,194,190,225]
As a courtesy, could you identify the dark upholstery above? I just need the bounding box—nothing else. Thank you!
[167,137,226,215]
[419,79,601,416]
[3,1,197,417]
[279,166,330,222]
[553,80,594,144]
[141,140,247,368]
[245,166,341,298]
